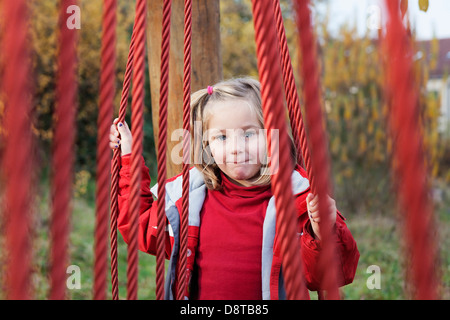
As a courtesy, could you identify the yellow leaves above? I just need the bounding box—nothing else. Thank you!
[375,127,384,143]
[313,8,446,193]
[386,137,393,155]
[419,0,429,12]
[371,104,380,121]
[37,73,52,89]
[74,170,91,198]
[358,134,367,155]
[340,146,349,163]
[430,37,439,70]
[367,120,375,135]
[445,170,450,184]
[400,0,429,14]
[26,0,137,172]
[425,93,439,119]
[331,135,340,155]
[343,99,352,121]
[221,0,256,79]
[342,167,354,179]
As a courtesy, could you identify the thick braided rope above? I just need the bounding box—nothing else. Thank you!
[127,0,147,300]
[293,0,340,299]
[50,0,79,300]
[272,0,312,179]
[155,0,172,301]
[251,0,305,300]
[94,0,116,300]
[1,0,34,300]
[109,24,136,301]
[175,0,192,300]
[383,0,438,299]
[117,29,136,124]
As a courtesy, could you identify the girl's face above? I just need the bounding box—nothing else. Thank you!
[206,99,266,187]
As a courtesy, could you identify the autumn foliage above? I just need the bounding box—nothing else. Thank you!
[0,0,446,214]
[221,0,446,213]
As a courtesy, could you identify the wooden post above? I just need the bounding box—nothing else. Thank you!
[147,0,222,178]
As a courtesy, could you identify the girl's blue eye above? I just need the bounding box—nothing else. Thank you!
[245,131,256,138]
[216,135,226,141]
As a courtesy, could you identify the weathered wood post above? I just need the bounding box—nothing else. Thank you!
[148,0,222,177]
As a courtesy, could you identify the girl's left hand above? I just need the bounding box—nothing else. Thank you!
[306,193,337,241]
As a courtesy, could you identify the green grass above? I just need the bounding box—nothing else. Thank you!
[338,213,407,299]
[2,180,449,300]
[339,188,450,300]
[1,182,158,300]
[49,197,159,300]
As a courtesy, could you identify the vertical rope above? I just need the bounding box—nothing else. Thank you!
[175,0,192,300]
[293,0,340,299]
[383,0,439,299]
[109,25,136,301]
[272,0,312,180]
[94,0,116,300]
[1,0,34,300]
[127,0,147,300]
[50,0,78,300]
[155,0,172,301]
[117,29,136,124]
[251,0,306,300]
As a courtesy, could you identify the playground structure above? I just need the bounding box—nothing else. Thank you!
[0,0,441,300]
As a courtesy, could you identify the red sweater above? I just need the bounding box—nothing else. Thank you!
[116,155,360,299]
[194,173,272,300]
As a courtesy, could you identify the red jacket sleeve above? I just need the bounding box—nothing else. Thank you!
[294,168,360,291]
[115,154,172,258]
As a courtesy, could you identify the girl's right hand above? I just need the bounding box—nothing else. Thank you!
[110,118,132,156]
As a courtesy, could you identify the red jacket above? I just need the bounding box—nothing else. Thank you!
[116,155,359,299]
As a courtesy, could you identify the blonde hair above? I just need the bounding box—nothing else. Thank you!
[190,77,279,190]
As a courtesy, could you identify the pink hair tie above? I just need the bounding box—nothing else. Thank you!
[207,86,214,95]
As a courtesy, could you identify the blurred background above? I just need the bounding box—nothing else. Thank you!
[0,0,448,299]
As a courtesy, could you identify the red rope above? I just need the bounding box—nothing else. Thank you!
[272,0,312,178]
[1,0,34,300]
[94,0,116,300]
[293,0,340,299]
[117,29,136,124]
[50,0,79,300]
[109,22,136,301]
[251,0,306,300]
[383,0,439,299]
[127,0,147,300]
[175,0,192,300]
[155,0,172,301]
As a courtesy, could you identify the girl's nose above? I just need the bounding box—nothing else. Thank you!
[228,134,245,155]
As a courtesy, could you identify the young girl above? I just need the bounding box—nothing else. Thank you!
[109,77,359,300]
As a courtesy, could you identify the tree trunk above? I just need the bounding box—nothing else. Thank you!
[147,0,222,178]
